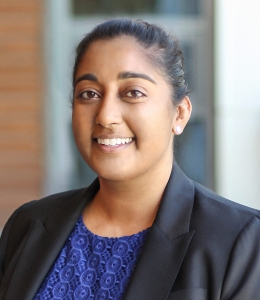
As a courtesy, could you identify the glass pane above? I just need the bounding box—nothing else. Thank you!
[72,0,201,16]
[174,120,206,185]
[156,0,201,15]
[180,42,194,91]
[72,0,156,15]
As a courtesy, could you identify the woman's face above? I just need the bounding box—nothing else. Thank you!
[72,36,178,181]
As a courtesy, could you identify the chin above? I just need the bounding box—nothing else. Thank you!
[84,154,137,181]
[87,162,136,182]
[96,168,133,182]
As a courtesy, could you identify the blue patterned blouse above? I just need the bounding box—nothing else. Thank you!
[34,216,150,300]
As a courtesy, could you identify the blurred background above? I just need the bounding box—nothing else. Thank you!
[0,0,260,229]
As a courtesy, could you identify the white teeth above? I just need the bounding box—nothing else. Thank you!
[97,137,133,146]
[109,138,117,146]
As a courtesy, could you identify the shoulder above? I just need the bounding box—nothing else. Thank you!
[0,187,90,245]
[191,180,260,240]
[193,180,260,216]
[191,183,260,298]
[0,178,100,248]
[0,188,87,244]
[11,187,88,224]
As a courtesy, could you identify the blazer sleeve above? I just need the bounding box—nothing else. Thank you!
[0,205,24,286]
[221,216,260,299]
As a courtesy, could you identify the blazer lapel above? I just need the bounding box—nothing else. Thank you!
[124,164,195,300]
[3,179,100,300]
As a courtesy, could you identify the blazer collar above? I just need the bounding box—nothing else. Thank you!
[44,178,99,231]
[155,163,195,239]
[124,163,195,300]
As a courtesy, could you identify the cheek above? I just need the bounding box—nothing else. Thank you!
[128,104,174,154]
[133,101,174,134]
[72,106,93,144]
[72,108,82,139]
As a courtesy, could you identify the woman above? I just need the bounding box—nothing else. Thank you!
[0,18,260,300]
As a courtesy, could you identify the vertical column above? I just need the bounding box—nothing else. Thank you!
[215,0,260,208]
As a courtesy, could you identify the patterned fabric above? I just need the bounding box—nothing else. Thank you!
[34,216,150,300]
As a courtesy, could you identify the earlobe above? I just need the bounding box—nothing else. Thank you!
[172,96,192,135]
[174,125,183,135]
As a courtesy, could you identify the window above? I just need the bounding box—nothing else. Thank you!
[72,0,201,16]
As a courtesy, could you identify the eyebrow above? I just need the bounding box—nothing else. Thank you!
[118,71,156,84]
[74,71,157,87]
[74,73,98,86]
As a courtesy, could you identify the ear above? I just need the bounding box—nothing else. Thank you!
[172,96,192,135]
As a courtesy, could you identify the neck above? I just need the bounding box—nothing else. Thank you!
[83,158,173,237]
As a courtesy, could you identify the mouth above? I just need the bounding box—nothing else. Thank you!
[95,137,133,146]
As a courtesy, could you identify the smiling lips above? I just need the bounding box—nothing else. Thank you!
[97,137,133,146]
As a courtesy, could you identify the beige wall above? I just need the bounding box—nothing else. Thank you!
[0,0,44,227]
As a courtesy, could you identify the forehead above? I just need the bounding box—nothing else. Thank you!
[76,36,157,76]
[86,35,145,58]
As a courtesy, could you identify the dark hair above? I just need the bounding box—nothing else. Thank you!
[73,18,189,105]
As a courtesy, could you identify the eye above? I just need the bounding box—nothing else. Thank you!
[79,90,100,100]
[125,90,145,99]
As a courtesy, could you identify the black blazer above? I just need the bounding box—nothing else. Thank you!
[1,164,260,300]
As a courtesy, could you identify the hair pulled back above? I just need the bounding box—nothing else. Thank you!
[73,18,189,105]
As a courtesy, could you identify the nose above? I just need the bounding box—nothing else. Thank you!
[95,92,122,128]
